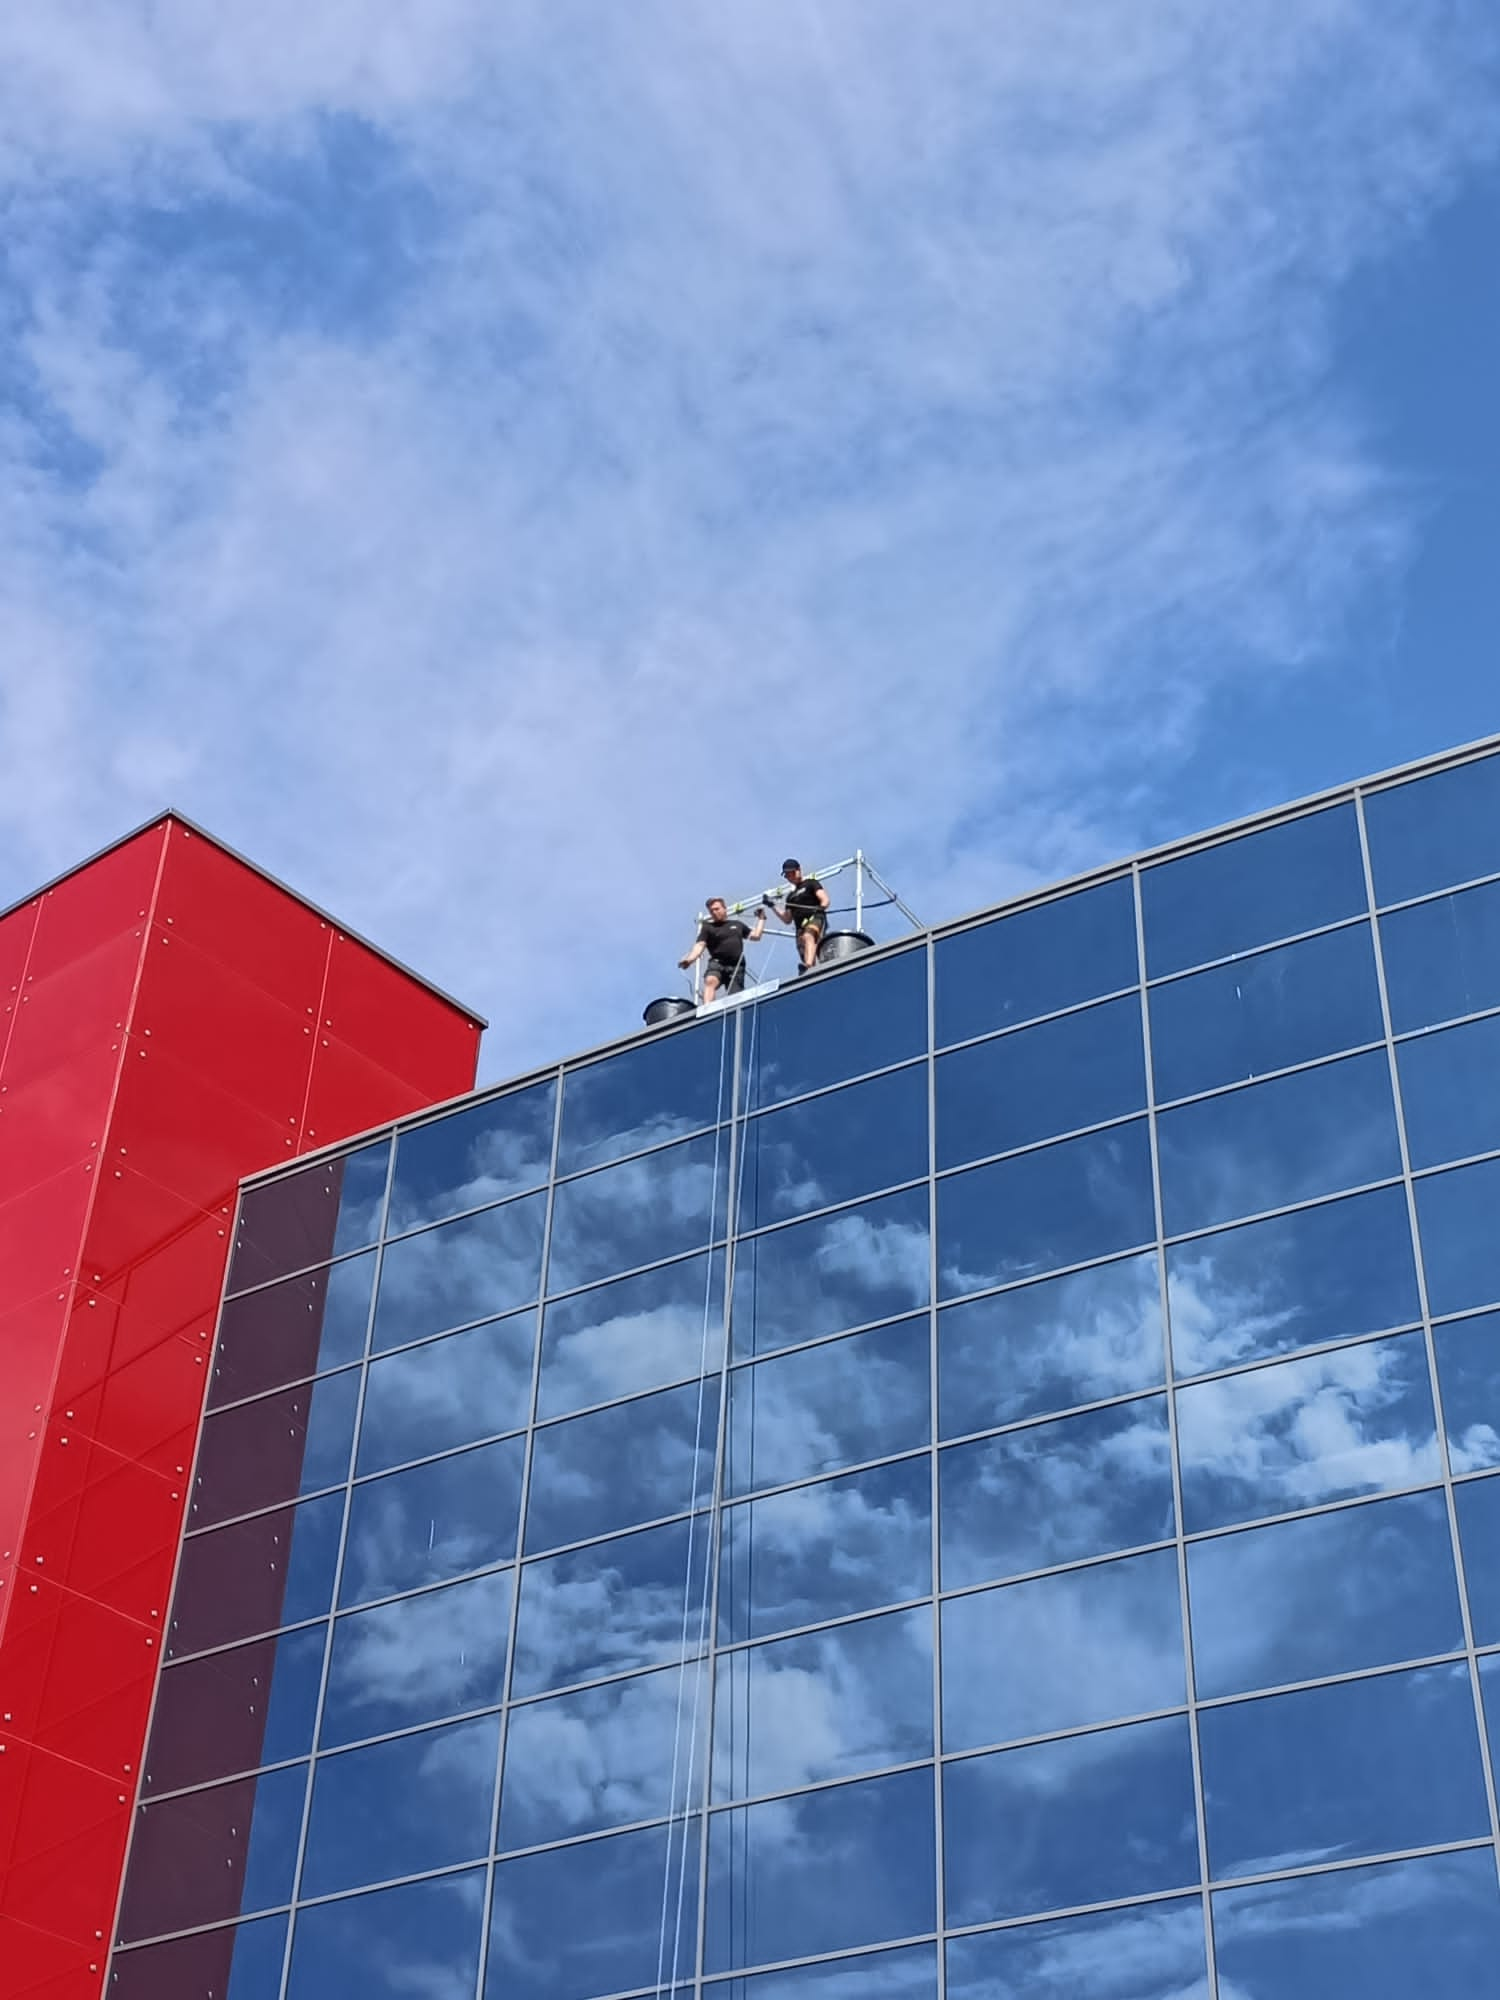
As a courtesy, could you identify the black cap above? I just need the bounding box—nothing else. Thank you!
[782,857,800,873]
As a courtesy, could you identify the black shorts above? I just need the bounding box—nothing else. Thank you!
[794,912,826,934]
[707,957,747,992]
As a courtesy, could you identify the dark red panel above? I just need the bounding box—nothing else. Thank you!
[321,928,482,1102]
[24,827,166,985]
[153,826,329,1013]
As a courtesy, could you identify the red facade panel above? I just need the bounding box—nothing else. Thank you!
[0,816,483,1999]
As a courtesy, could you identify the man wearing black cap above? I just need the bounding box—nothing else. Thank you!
[773,859,831,973]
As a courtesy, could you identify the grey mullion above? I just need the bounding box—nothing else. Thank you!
[936,1241,1175,1314]
[925,935,948,1998]
[932,978,1142,1058]
[933,1111,1146,1183]
[1142,910,1373,993]
[1158,1173,1406,1249]
[732,1170,930,1244]
[740,1048,927,1120]
[1411,1140,1500,1181]
[1207,1833,1500,1897]
[939,1708,1190,1770]
[1150,1036,1389,1114]
[1167,1318,1427,1395]
[726,1301,932,1375]
[222,1239,385,1304]
[712,1590,936,1660]
[163,1611,327,1672]
[1354,791,1500,1885]
[381,1179,549,1247]
[710,1754,936,1819]
[689,1006,745,1991]
[943,1879,1199,1938]
[700,1931,938,1987]
[512,1500,710,1570]
[542,1236,729,1309]
[1391,997,1500,1046]
[1179,1479,1451,1549]
[507,1642,711,1713]
[1191,1646,1473,1715]
[356,1301,543,1369]
[1374,863,1500,918]
[474,1064,565,2000]
[349,1426,528,1488]
[1132,860,1220,2000]
[722,1443,930,1513]
[936,1381,1169,1454]
[332,1554,515,1621]
[206,1356,368,1421]
[274,1133,398,2000]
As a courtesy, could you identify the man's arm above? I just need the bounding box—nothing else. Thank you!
[679,934,707,969]
[747,908,767,943]
[814,882,831,912]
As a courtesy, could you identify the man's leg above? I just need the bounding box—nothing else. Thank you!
[798,924,821,969]
[702,970,723,1003]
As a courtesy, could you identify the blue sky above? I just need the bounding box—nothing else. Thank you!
[0,2,1496,1079]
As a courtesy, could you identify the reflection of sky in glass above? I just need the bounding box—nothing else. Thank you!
[708,1942,937,2000]
[1199,1662,1488,1880]
[525,1381,719,1554]
[935,876,1138,1048]
[1455,1472,1500,1646]
[714,1606,932,1800]
[512,1514,710,1697]
[1166,1187,1418,1379]
[558,1017,728,1173]
[1398,1012,1500,1170]
[1415,1156,1500,1317]
[739,1063,927,1229]
[1175,1332,1439,1534]
[943,1548,1184,1751]
[943,1716,1198,1927]
[340,1436,524,1606]
[1381,877,1500,1032]
[356,1310,535,1474]
[936,994,1146,1167]
[744,947,927,1110]
[1364,750,1500,907]
[387,1079,554,1234]
[732,1186,929,1358]
[941,1396,1174,1589]
[1213,1846,1500,2000]
[705,1767,936,1972]
[946,1896,1209,2000]
[726,1316,929,1497]
[1434,1312,1500,1473]
[1157,1050,1401,1238]
[538,1251,723,1419]
[286,1869,485,2000]
[1187,1490,1463,1701]
[939,1252,1163,1436]
[370,1193,546,1352]
[321,1569,511,1747]
[300,1716,498,1898]
[548,1130,729,1294]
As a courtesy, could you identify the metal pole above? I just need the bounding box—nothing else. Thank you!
[855,849,864,931]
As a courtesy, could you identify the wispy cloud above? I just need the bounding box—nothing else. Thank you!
[1,2,1495,1072]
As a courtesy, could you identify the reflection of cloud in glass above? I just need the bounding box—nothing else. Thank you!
[946,1895,1208,2000]
[938,1252,1163,1437]
[714,1607,932,1800]
[322,1570,512,1746]
[286,1868,486,2000]
[548,1133,728,1294]
[943,1549,1184,1751]
[1175,1333,1439,1534]
[1433,1312,1500,1474]
[733,1188,930,1358]
[512,1516,710,1697]
[388,1082,554,1235]
[371,1195,546,1353]
[720,1941,937,1998]
[727,1317,929,1496]
[340,1438,525,1606]
[525,1383,719,1554]
[738,1066,928,1231]
[499,1662,707,1849]
[539,1252,724,1419]
[357,1312,536,1475]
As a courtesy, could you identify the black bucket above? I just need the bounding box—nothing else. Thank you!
[642,995,697,1027]
[816,929,875,965]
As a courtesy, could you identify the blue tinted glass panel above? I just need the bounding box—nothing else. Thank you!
[143,1625,326,1794]
[1438,1313,1500,1474]
[936,996,1145,1170]
[340,1436,525,1606]
[742,947,927,1110]
[947,1898,1209,2000]
[705,1768,935,1973]
[371,1193,546,1352]
[190,1369,360,1529]
[1166,1187,1419,1378]
[1176,1333,1438,1534]
[539,1251,724,1419]
[300,1715,498,1898]
[286,1871,485,2000]
[938,1122,1155,1297]
[387,1081,554,1235]
[1400,1014,1500,1169]
[485,1819,699,2000]
[1456,1474,1500,1645]
[331,1142,390,1255]
[1199,1663,1488,1879]
[117,1765,308,1941]
[209,1252,375,1408]
[1187,1491,1464,1701]
[499,1662,703,1848]
[230,1139,389,1293]
[942,1549,1184,1751]
[525,1382,718,1554]
[110,1915,289,2000]
[548,1131,729,1294]
[719,1457,931,1646]
[1416,1157,1500,1316]
[1213,1848,1500,2000]
[1365,751,1500,905]
[1158,1051,1400,1237]
[940,1397,1173,1589]
[167,1492,344,1659]
[1382,878,1500,1032]
[512,1515,710,1698]
[559,1019,729,1173]
[943,1716,1198,1927]
[740,1065,928,1229]
[1141,805,1366,979]
[726,1318,930,1498]
[1483,1655,1500,1769]
[733,1187,930,1359]
[1150,923,1382,1103]
[714,1607,932,1801]
[357,1311,534,1475]
[935,877,1138,1048]
[938,1252,1164,1437]
[321,1570,512,1747]
[709,1944,937,2000]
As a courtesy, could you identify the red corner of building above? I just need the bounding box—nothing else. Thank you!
[0,814,482,1999]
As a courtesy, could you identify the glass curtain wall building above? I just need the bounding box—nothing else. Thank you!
[111,745,1500,2000]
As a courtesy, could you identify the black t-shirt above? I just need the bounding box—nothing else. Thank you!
[699,917,750,964]
[785,879,825,922]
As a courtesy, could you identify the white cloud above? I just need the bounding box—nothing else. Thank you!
[0,2,1495,1075]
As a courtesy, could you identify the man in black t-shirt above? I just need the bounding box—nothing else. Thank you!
[679,897,767,1003]
[773,859,831,972]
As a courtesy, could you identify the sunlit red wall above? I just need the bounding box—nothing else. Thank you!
[0,818,482,2000]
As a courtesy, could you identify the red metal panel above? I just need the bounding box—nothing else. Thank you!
[0,812,483,2000]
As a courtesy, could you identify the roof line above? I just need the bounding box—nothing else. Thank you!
[0,807,487,1029]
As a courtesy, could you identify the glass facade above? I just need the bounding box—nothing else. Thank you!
[113,746,1500,2000]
